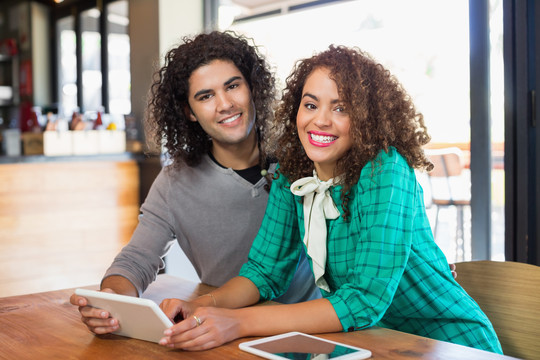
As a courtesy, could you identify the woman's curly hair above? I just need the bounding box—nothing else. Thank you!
[146,30,276,170]
[272,45,433,216]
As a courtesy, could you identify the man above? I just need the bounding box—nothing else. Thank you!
[70,31,319,335]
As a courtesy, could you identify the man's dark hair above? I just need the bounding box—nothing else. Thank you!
[146,30,276,169]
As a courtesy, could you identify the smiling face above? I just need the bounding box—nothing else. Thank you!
[296,67,353,181]
[187,59,257,153]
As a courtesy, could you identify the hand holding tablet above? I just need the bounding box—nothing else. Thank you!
[74,288,173,343]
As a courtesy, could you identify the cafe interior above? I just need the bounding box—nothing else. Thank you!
[0,0,539,359]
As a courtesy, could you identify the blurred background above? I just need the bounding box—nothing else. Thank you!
[0,0,537,295]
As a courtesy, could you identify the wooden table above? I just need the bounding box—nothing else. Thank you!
[0,275,518,359]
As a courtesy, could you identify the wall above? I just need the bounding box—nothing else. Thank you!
[128,0,203,150]
[128,0,204,282]
[159,0,203,57]
[30,1,51,107]
[128,0,159,143]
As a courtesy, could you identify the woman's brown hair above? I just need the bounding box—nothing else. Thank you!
[271,45,433,216]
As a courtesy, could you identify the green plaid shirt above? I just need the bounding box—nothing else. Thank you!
[239,147,502,354]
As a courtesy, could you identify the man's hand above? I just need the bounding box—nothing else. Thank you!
[69,288,120,334]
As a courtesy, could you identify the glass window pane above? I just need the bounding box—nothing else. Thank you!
[107,0,131,116]
[81,7,102,113]
[57,15,77,118]
[490,0,504,260]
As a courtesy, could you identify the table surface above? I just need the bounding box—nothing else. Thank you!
[0,275,519,360]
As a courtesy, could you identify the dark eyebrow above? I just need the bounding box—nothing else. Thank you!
[302,93,318,101]
[224,76,242,86]
[302,93,341,104]
[193,89,211,99]
[193,76,243,99]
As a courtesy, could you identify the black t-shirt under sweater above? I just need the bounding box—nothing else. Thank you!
[208,152,262,185]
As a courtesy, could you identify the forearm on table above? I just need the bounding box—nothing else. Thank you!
[194,276,260,308]
[237,298,343,337]
[100,275,138,297]
[193,277,342,338]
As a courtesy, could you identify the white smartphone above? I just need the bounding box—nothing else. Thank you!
[239,332,372,360]
[75,288,173,343]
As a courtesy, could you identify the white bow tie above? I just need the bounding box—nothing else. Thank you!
[290,171,340,292]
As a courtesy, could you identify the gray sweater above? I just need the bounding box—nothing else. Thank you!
[103,154,320,303]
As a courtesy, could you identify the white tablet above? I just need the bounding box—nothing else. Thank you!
[75,288,173,343]
[239,332,372,360]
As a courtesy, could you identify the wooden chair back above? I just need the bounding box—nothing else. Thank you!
[455,260,540,359]
[426,147,464,177]
[424,147,470,204]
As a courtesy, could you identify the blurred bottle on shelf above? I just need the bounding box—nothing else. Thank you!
[92,106,105,130]
[19,102,41,133]
[70,107,84,131]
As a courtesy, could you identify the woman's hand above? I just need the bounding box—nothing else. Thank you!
[158,305,243,351]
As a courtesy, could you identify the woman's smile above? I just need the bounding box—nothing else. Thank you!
[308,130,338,147]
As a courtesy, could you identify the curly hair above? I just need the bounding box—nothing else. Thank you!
[272,45,433,215]
[146,31,276,170]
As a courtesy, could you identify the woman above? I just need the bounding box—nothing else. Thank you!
[158,45,502,354]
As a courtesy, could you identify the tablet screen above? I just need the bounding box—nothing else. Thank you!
[240,332,371,360]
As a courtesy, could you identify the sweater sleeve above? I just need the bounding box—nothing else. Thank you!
[102,167,177,296]
[326,151,418,331]
[239,173,304,300]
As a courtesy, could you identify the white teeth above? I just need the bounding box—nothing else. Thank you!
[310,133,337,143]
[221,114,240,124]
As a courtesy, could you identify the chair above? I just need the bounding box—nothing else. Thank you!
[454,261,540,359]
[425,147,471,261]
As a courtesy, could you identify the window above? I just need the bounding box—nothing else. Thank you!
[57,15,76,118]
[107,0,131,116]
[218,0,504,262]
[81,7,102,113]
[55,0,130,123]
[489,0,504,260]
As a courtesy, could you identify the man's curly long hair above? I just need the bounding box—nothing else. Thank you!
[272,45,433,217]
[146,31,276,169]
